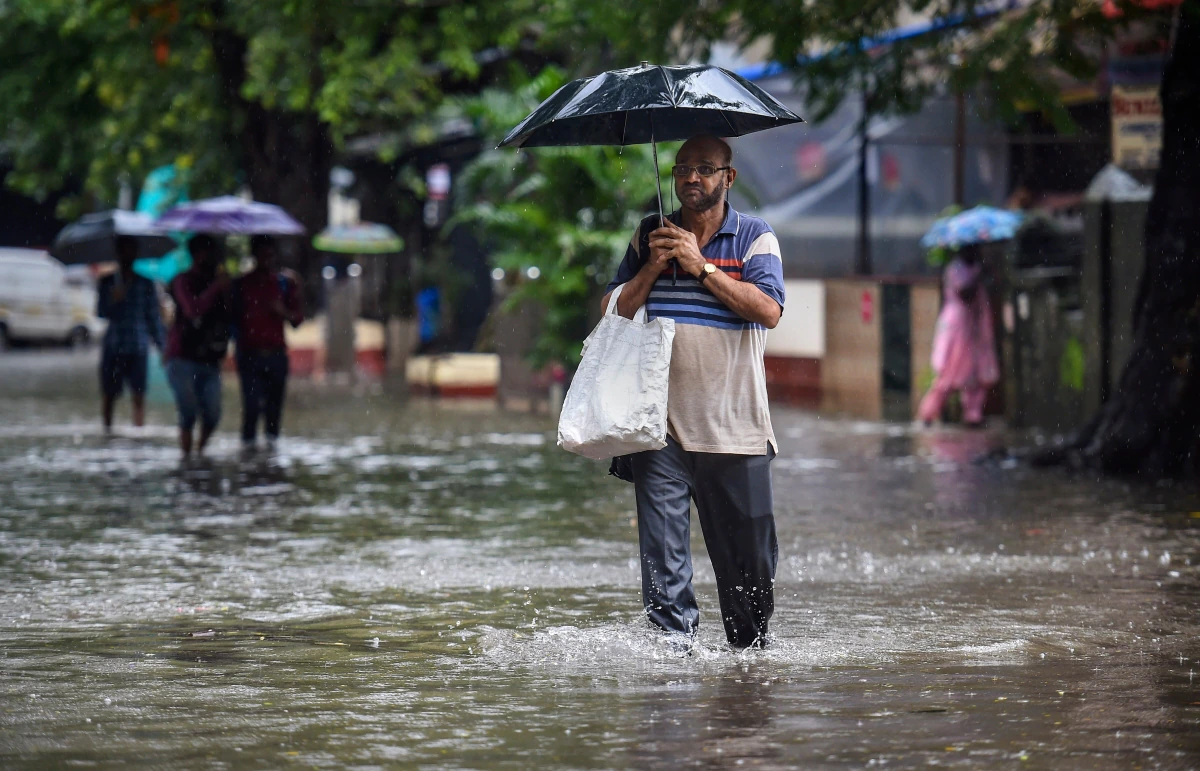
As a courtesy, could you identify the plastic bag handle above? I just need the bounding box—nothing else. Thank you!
[606,283,647,323]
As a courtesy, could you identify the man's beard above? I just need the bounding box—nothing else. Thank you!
[679,184,725,213]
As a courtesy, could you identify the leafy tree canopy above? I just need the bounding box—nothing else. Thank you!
[0,0,567,216]
[452,68,676,368]
[672,0,1164,128]
[0,0,1169,217]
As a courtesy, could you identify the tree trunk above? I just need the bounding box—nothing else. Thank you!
[240,106,333,292]
[1037,4,1200,476]
[208,14,333,295]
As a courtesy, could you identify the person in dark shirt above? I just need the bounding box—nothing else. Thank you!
[234,235,304,452]
[165,235,232,460]
[96,235,165,434]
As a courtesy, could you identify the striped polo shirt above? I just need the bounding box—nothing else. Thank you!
[607,204,785,455]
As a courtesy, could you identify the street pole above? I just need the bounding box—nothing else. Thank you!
[856,88,872,276]
[953,88,966,206]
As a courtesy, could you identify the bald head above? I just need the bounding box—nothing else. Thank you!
[678,134,732,167]
[673,134,736,214]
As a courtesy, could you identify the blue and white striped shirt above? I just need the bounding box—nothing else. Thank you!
[606,204,785,455]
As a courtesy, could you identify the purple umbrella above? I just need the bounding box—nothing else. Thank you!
[155,195,305,235]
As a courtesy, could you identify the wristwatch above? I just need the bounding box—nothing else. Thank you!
[699,262,718,283]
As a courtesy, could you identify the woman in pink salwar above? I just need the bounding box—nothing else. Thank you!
[918,247,999,427]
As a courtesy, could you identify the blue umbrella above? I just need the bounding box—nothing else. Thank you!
[920,206,1024,250]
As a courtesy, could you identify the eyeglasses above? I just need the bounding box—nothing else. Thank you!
[670,164,731,178]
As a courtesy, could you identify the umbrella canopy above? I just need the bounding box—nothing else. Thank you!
[314,223,404,254]
[498,62,804,149]
[920,206,1024,250]
[51,210,178,265]
[499,62,804,228]
[133,251,192,284]
[155,196,305,235]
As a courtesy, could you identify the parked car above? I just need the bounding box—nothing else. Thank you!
[0,248,106,349]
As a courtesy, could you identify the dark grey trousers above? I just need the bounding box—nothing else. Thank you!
[630,437,778,648]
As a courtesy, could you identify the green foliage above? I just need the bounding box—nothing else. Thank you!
[1,1,231,213]
[0,0,554,215]
[451,68,676,368]
[1060,336,1085,393]
[673,0,1163,130]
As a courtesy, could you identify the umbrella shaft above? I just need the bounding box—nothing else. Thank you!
[652,123,672,282]
[651,126,663,228]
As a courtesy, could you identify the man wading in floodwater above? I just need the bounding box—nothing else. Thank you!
[602,134,785,651]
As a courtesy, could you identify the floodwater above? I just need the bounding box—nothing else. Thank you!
[2,350,1200,769]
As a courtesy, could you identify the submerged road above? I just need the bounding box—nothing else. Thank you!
[1,349,1199,768]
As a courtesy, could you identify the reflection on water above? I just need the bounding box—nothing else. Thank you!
[630,674,778,769]
[2,351,1200,767]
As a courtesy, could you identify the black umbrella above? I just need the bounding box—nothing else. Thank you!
[498,62,804,222]
[51,209,178,265]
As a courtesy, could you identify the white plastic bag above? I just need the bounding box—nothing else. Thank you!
[557,284,675,460]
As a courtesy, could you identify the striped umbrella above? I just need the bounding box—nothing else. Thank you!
[313,223,404,254]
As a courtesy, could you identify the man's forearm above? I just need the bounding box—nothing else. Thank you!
[703,270,781,328]
[602,263,663,320]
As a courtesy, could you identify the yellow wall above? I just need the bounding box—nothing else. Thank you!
[821,280,882,419]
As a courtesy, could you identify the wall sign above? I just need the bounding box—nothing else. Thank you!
[1111,85,1162,170]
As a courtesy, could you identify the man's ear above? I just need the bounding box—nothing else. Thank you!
[725,167,738,189]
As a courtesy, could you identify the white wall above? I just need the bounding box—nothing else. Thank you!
[765,279,825,358]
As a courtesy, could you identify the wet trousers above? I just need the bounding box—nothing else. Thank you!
[165,358,222,432]
[630,437,778,648]
[237,349,289,443]
[918,380,988,424]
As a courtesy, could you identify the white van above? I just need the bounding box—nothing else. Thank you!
[0,248,106,349]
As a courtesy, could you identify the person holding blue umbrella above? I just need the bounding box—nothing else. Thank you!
[917,242,1001,427]
[916,206,1020,427]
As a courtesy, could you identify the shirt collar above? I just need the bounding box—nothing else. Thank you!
[716,203,740,236]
